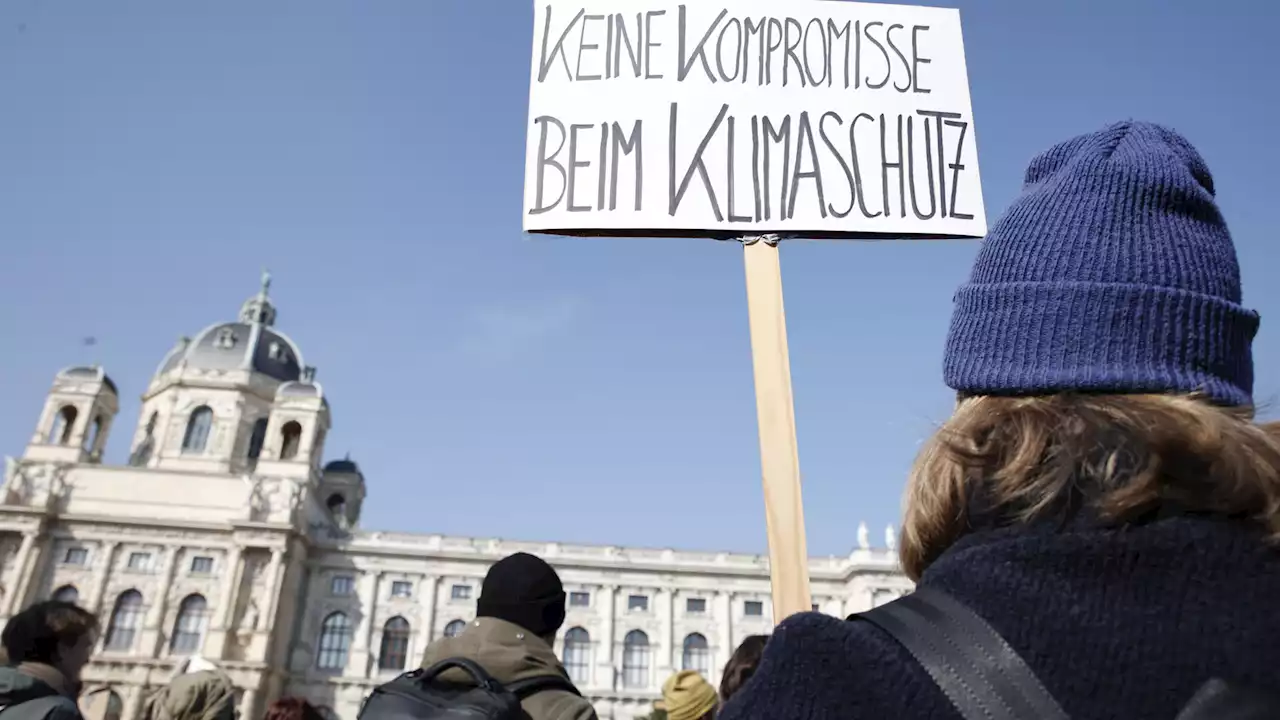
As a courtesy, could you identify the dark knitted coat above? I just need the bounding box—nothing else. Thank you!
[717,516,1280,720]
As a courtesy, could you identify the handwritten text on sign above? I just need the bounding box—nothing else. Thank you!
[523,0,986,238]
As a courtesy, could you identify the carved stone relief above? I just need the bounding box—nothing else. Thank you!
[248,477,303,524]
[2,462,69,510]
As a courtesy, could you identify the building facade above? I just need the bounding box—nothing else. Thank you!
[0,279,912,720]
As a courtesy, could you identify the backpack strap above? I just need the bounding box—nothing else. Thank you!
[850,587,1070,720]
[504,675,582,700]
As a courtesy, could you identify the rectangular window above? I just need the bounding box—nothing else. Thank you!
[685,597,707,614]
[127,552,151,571]
[190,556,214,574]
[62,547,88,566]
[627,594,649,612]
[390,581,413,598]
[568,591,591,608]
[451,584,472,601]
[744,600,764,617]
[331,575,355,596]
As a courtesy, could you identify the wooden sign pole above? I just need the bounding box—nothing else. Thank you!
[740,234,812,623]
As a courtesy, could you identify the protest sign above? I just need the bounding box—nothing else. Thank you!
[524,0,985,238]
[523,0,986,623]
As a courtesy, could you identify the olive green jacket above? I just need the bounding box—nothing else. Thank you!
[421,618,597,720]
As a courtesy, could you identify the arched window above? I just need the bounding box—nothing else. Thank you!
[562,627,591,684]
[622,630,649,689]
[130,413,158,467]
[49,405,77,445]
[82,689,123,720]
[279,421,302,460]
[378,617,411,671]
[316,612,352,670]
[181,406,213,454]
[682,632,709,674]
[52,585,79,604]
[169,594,208,654]
[86,415,104,452]
[105,590,144,651]
[443,620,466,638]
[246,418,268,462]
[326,493,345,513]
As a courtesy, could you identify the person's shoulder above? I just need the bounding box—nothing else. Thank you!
[523,681,596,720]
[45,697,82,720]
[719,611,949,720]
[5,695,82,720]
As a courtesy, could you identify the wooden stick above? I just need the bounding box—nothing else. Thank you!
[742,236,812,623]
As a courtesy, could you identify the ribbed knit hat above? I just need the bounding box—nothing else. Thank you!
[476,553,566,638]
[944,120,1259,406]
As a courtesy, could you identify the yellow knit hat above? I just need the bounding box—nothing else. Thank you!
[655,670,718,720]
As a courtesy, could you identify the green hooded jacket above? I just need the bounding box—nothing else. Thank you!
[0,665,81,720]
[140,670,236,720]
[420,618,597,720]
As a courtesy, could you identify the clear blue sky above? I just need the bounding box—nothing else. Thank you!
[1,0,1275,557]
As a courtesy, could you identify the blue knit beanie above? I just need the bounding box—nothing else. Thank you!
[944,121,1259,406]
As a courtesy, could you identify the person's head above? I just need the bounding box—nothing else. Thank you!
[476,552,565,644]
[147,670,236,720]
[1,601,98,682]
[263,698,325,720]
[902,120,1280,580]
[656,670,717,720]
[719,635,769,702]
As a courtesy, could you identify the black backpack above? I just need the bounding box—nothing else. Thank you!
[358,657,581,720]
[851,587,1280,720]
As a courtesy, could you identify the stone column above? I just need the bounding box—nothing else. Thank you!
[215,547,245,627]
[248,548,285,663]
[409,574,438,667]
[143,546,181,657]
[363,572,384,679]
[210,546,245,657]
[657,588,674,677]
[595,585,616,690]
[349,571,378,676]
[6,531,37,614]
[240,687,259,720]
[121,684,143,720]
[89,541,120,615]
[714,591,733,684]
[261,550,285,626]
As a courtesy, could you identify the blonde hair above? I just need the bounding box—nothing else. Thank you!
[900,393,1280,580]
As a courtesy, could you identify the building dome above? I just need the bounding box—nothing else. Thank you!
[323,457,360,474]
[153,272,307,383]
[57,365,118,395]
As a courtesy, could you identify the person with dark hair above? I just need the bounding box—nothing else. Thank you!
[0,600,98,720]
[717,636,768,703]
[718,121,1280,719]
[417,553,596,720]
[262,697,325,720]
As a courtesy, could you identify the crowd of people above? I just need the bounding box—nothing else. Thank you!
[0,601,332,720]
[2,120,1279,719]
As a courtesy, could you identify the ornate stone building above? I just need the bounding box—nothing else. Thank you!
[0,278,912,720]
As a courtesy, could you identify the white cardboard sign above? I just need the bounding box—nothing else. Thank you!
[523,0,986,239]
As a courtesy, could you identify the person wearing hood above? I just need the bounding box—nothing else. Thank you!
[140,658,236,720]
[420,552,596,720]
[655,671,717,720]
[0,600,98,720]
